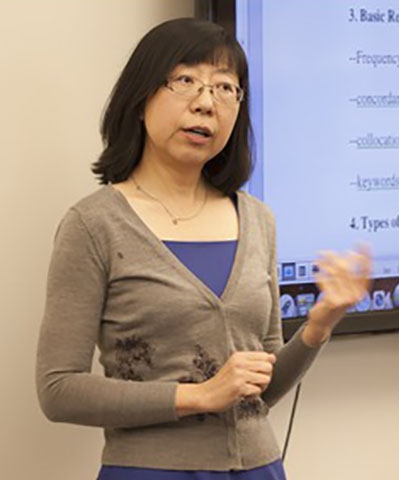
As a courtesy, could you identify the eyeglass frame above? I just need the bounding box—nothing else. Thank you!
[163,75,245,104]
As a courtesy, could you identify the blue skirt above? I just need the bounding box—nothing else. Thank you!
[97,460,286,480]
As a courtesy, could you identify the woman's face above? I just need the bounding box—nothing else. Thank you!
[142,62,241,169]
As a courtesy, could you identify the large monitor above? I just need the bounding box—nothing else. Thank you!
[195,0,399,339]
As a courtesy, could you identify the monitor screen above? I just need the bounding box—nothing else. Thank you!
[195,0,399,338]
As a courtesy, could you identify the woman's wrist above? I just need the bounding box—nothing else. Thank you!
[302,302,335,347]
[175,383,207,418]
[301,321,331,348]
[303,298,351,347]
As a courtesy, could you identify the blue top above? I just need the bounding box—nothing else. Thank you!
[97,460,286,479]
[164,239,238,297]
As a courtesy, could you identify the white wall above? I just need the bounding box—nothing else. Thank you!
[1,2,398,480]
[270,331,399,480]
[0,2,194,480]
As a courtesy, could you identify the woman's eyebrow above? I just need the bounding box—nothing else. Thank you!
[214,68,235,75]
[212,68,239,82]
[172,66,237,79]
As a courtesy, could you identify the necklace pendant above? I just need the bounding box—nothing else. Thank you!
[172,219,178,225]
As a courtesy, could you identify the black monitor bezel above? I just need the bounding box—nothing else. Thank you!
[195,0,235,36]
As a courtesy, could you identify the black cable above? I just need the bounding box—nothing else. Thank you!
[282,381,302,462]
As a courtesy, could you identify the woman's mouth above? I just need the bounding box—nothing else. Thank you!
[181,127,213,144]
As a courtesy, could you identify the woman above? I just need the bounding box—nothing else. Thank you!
[36,18,371,480]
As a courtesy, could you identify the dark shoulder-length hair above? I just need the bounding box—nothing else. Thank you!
[91,17,253,195]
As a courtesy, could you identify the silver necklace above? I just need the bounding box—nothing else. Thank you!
[131,176,208,225]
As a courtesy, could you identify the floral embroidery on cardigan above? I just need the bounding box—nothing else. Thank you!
[178,344,220,383]
[111,335,155,381]
[236,395,269,420]
[178,344,221,422]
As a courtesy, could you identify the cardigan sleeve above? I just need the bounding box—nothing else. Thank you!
[261,208,325,407]
[36,207,179,428]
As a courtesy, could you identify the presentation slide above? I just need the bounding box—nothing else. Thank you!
[237,1,399,319]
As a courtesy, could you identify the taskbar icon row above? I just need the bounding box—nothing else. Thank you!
[277,261,318,283]
[280,283,399,319]
[277,258,399,284]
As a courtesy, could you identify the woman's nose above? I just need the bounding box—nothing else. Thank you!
[190,87,216,114]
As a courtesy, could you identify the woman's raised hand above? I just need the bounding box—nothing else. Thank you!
[303,245,372,346]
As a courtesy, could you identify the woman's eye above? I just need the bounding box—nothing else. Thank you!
[218,83,235,94]
[176,75,194,85]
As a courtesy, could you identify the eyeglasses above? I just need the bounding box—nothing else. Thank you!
[164,74,244,105]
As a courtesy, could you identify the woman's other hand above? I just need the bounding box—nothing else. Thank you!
[175,351,276,417]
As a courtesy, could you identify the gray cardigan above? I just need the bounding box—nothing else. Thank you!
[36,185,322,471]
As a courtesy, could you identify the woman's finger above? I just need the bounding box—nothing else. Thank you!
[314,248,372,308]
